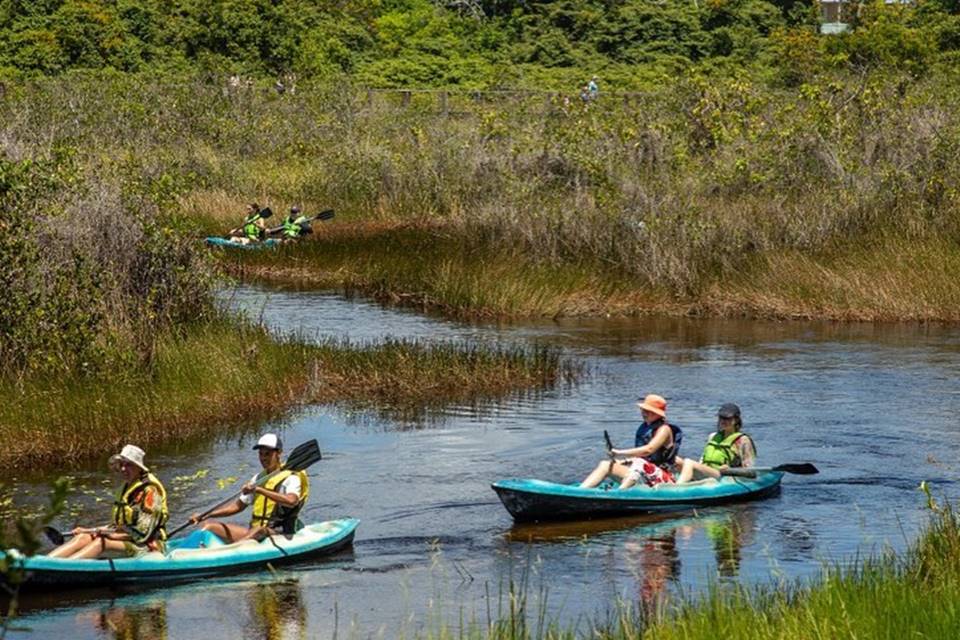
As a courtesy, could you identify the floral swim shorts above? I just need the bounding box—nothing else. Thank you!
[627,458,675,487]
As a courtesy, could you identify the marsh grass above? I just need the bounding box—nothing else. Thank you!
[7,73,960,321]
[412,506,960,639]
[0,318,576,471]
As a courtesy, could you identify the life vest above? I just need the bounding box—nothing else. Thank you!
[111,473,169,543]
[281,215,301,238]
[634,419,683,467]
[243,212,262,240]
[250,469,309,533]
[701,432,755,469]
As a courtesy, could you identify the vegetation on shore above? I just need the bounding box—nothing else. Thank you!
[0,317,575,471]
[412,501,960,639]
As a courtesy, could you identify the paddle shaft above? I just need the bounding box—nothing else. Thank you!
[722,463,819,478]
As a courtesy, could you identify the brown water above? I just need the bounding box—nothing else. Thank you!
[9,284,960,639]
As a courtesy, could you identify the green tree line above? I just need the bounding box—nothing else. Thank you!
[0,0,957,87]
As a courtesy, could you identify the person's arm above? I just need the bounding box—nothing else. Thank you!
[190,498,246,524]
[737,437,756,468]
[612,425,672,459]
[250,474,300,508]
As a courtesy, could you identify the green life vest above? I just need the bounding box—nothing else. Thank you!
[701,432,754,469]
[250,469,310,533]
[111,472,169,543]
[281,215,301,238]
[243,212,262,241]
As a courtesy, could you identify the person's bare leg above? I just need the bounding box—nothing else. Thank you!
[238,526,273,542]
[678,460,721,484]
[581,460,630,488]
[49,532,96,558]
[70,537,128,559]
[200,521,251,543]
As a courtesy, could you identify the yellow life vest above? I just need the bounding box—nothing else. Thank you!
[250,469,309,532]
[111,472,169,542]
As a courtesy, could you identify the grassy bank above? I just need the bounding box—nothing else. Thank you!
[411,504,960,639]
[219,222,960,322]
[6,72,960,322]
[0,318,575,472]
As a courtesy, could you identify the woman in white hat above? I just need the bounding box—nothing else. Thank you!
[49,444,169,559]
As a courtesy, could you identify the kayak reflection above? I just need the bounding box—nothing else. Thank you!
[92,599,167,640]
[507,506,759,612]
[246,578,307,640]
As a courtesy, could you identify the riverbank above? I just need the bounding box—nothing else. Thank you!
[418,503,960,639]
[0,318,575,472]
[212,221,960,323]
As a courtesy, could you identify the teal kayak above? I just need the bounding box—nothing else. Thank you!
[492,473,783,522]
[5,518,357,590]
[205,237,280,249]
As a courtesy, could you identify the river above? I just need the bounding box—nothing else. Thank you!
[9,283,960,639]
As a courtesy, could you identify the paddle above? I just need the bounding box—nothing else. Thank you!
[42,526,114,546]
[603,430,619,473]
[166,439,322,539]
[266,208,335,236]
[721,463,819,478]
[226,206,274,238]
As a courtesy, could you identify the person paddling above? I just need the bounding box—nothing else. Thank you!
[580,394,683,490]
[229,202,266,244]
[280,205,311,240]
[676,403,756,483]
[189,434,309,542]
[49,445,168,559]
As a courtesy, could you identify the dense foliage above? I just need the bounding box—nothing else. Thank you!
[0,0,955,87]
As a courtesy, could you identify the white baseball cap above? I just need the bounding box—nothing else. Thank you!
[253,433,283,451]
[109,444,149,472]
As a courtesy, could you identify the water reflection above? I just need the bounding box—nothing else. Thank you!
[507,507,760,614]
[89,599,167,640]
[244,579,307,640]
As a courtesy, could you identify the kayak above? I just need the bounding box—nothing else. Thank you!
[205,237,280,249]
[491,473,783,522]
[5,518,358,589]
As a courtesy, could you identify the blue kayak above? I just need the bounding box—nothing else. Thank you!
[492,473,783,522]
[5,518,357,589]
[205,237,280,249]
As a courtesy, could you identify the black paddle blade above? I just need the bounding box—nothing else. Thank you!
[315,209,335,221]
[260,207,274,219]
[43,526,65,546]
[774,463,819,475]
[603,430,614,453]
[284,439,322,471]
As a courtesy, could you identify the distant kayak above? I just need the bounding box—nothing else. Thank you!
[205,237,280,249]
[492,473,783,522]
[5,518,358,590]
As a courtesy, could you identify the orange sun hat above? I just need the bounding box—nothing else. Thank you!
[636,394,667,418]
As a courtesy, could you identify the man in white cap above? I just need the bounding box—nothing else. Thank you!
[190,433,309,542]
[49,444,169,558]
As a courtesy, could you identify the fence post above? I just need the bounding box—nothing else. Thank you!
[366,89,373,109]
[401,90,411,107]
[439,90,448,116]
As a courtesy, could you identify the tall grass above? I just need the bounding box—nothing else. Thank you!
[6,71,960,320]
[0,317,576,471]
[410,505,960,639]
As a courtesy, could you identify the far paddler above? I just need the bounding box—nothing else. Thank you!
[280,205,312,241]
[228,202,267,244]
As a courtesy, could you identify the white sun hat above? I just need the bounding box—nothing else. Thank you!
[109,444,149,472]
